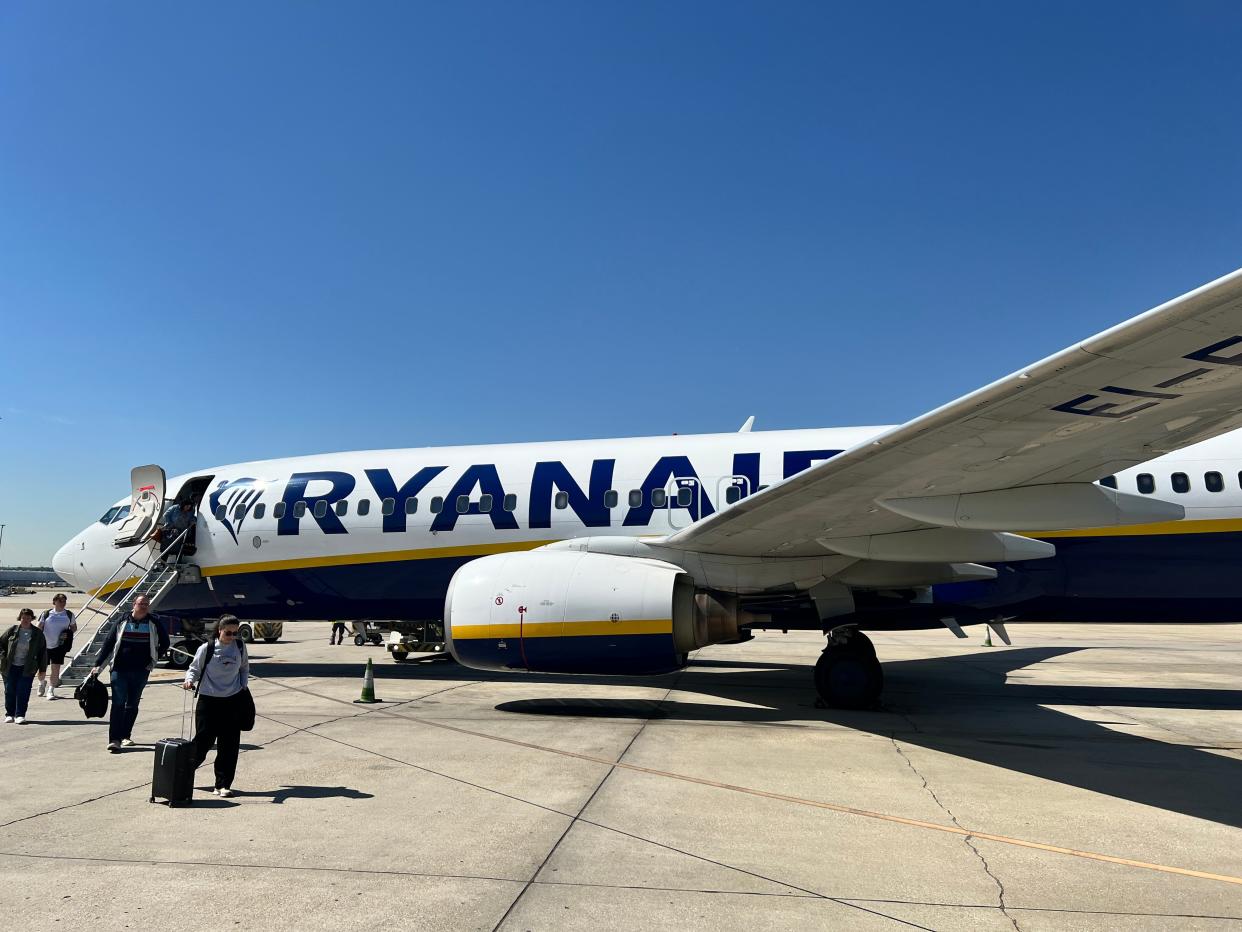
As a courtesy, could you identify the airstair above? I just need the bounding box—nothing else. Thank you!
[59,532,194,688]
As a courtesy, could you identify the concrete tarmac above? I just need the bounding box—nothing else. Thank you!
[1,597,1241,930]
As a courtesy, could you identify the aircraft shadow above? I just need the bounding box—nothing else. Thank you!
[248,647,1242,828]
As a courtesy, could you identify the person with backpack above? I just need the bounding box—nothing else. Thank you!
[91,594,170,751]
[2,608,49,724]
[36,593,77,700]
[183,615,252,798]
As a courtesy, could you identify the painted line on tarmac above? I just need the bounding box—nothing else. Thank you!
[253,673,1242,890]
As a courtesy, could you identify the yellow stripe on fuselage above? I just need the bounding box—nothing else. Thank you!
[199,539,561,578]
[1036,516,1242,538]
[451,619,673,640]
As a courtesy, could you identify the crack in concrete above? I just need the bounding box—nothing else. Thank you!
[890,735,1021,932]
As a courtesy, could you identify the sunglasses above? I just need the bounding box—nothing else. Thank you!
[220,630,239,637]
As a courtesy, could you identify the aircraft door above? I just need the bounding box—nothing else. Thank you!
[667,477,705,530]
[717,475,751,509]
[112,465,166,548]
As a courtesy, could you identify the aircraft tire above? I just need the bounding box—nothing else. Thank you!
[814,645,882,710]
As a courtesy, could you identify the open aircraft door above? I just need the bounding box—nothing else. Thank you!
[112,465,166,548]
[667,477,706,530]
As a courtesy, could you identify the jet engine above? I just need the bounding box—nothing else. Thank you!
[445,551,764,675]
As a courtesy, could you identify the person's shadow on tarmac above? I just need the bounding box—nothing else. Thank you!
[230,785,375,804]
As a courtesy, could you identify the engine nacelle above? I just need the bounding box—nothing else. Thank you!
[445,551,751,675]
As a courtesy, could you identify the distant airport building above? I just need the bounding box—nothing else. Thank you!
[0,568,67,586]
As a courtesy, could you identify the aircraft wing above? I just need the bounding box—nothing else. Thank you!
[666,268,1242,559]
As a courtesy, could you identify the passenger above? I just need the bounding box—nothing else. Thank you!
[91,594,170,752]
[330,620,347,645]
[2,609,49,724]
[183,615,251,798]
[35,593,77,699]
[158,499,197,559]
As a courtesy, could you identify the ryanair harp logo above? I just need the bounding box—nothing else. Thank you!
[210,478,264,545]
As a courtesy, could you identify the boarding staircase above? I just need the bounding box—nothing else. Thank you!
[59,529,194,688]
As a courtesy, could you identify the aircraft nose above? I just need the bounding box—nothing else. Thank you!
[53,541,78,589]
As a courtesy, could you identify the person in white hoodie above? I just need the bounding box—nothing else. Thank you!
[183,615,251,798]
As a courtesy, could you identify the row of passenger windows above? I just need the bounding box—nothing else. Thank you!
[213,485,743,522]
[1099,471,1236,495]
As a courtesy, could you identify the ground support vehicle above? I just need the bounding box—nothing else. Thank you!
[387,620,447,662]
[238,620,283,644]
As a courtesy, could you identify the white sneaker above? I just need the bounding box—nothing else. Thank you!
[3,716,13,723]
[217,787,234,798]
[120,738,135,747]
[46,687,58,700]
[211,787,220,796]
[107,741,119,752]
[36,681,46,698]
[15,717,26,725]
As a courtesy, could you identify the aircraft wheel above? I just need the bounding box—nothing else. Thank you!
[814,645,883,709]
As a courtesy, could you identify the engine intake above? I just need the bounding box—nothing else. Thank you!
[445,551,754,675]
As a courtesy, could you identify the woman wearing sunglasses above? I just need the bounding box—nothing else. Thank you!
[183,615,253,797]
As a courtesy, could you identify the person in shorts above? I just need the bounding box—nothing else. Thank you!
[36,593,77,699]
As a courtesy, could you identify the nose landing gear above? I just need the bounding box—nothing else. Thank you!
[813,626,883,709]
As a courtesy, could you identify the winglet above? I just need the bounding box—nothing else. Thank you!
[738,416,755,433]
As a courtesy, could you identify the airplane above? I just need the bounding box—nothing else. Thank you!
[54,267,1242,708]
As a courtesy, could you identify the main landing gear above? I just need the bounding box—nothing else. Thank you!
[814,626,883,709]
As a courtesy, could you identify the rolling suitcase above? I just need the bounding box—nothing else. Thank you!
[150,691,196,807]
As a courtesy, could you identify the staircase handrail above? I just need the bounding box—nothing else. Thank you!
[67,527,191,662]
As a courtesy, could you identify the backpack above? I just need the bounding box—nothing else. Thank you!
[76,675,109,719]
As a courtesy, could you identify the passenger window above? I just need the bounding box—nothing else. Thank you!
[676,487,693,507]
[604,490,618,509]
[273,502,287,519]
[294,501,307,518]
[1098,475,1117,489]
[405,497,418,515]
[430,496,443,514]
[357,499,370,517]
[381,498,395,516]
[1206,471,1224,493]
[628,490,643,507]
[456,495,470,514]
[1172,472,1190,494]
[253,503,265,520]
[313,500,328,519]
[651,489,667,508]
[479,494,493,513]
[554,491,569,510]
[234,503,248,519]
[335,500,348,516]
[503,493,517,512]
[215,505,227,520]
[1137,474,1155,494]
[725,485,742,504]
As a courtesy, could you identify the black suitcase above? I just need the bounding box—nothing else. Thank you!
[150,737,195,807]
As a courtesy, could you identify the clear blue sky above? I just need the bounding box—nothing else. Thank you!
[2,2,1241,565]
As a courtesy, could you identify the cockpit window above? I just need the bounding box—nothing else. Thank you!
[111,505,131,524]
[98,506,120,525]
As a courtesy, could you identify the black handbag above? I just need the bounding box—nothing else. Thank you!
[76,674,109,719]
[237,688,255,731]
